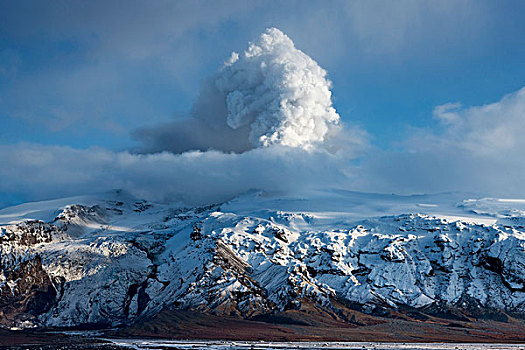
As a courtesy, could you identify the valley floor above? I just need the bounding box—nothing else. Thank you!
[1,310,525,349]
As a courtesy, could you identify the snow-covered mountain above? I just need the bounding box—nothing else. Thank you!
[1,189,524,330]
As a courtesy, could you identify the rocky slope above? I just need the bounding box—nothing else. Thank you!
[0,190,524,331]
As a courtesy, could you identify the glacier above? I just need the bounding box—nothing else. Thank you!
[0,189,524,329]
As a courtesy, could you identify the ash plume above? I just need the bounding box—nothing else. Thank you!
[135,28,343,154]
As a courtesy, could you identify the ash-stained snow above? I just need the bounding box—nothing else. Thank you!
[1,189,525,328]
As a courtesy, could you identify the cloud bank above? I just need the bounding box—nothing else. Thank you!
[358,87,525,197]
[1,26,524,209]
[0,28,360,207]
[0,144,349,206]
[135,28,343,153]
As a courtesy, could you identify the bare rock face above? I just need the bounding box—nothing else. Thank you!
[1,221,57,246]
[0,221,63,328]
[0,256,56,327]
[0,193,525,330]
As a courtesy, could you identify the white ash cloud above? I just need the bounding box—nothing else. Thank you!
[135,28,345,153]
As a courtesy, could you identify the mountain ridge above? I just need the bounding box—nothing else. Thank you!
[1,189,524,341]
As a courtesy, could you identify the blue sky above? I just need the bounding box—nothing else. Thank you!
[1,1,525,206]
[2,1,524,150]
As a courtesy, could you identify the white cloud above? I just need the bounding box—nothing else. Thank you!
[0,144,351,205]
[432,87,525,155]
[3,84,525,207]
[358,86,525,197]
[135,28,363,154]
[432,102,463,124]
[1,10,522,207]
[0,28,364,206]
[0,0,502,149]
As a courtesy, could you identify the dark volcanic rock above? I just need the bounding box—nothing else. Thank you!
[0,256,57,327]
